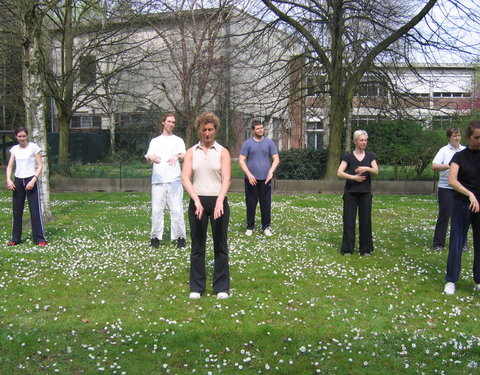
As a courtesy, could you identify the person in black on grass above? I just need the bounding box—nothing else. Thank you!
[337,129,379,256]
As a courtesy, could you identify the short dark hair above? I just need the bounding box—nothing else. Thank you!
[15,126,28,136]
[251,120,263,130]
[465,120,480,139]
[446,126,460,138]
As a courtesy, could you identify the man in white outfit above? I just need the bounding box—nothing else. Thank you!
[145,113,187,248]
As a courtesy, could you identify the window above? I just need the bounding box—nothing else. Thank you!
[71,115,101,129]
[432,116,455,130]
[433,92,471,98]
[80,54,97,85]
[306,75,328,96]
[351,116,384,128]
[115,113,149,128]
[413,93,430,98]
[357,81,387,97]
[306,121,324,149]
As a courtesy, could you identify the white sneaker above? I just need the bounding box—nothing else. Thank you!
[474,284,480,291]
[217,292,229,299]
[444,282,456,295]
[245,229,253,236]
[189,292,201,300]
[263,228,273,236]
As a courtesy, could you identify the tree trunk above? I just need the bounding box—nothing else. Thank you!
[21,11,51,220]
[324,97,347,179]
[57,107,70,165]
[109,113,115,155]
[57,0,74,165]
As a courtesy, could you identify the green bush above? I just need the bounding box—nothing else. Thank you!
[362,120,445,179]
[276,148,327,180]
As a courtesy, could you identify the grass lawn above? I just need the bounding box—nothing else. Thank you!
[0,191,479,374]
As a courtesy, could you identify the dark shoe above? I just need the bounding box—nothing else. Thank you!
[177,237,186,248]
[37,241,47,246]
[8,241,19,246]
[151,237,160,248]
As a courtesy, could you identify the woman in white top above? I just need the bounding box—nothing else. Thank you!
[6,127,47,246]
[182,112,231,300]
[432,126,466,251]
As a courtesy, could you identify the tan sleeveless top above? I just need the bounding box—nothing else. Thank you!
[192,141,223,196]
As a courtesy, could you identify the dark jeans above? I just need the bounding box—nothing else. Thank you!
[12,177,46,243]
[245,178,272,230]
[433,188,454,248]
[188,196,230,294]
[341,192,373,254]
[445,199,480,283]
[433,187,467,249]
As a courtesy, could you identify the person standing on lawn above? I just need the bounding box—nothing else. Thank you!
[432,126,466,252]
[145,113,187,249]
[6,126,47,246]
[182,112,231,300]
[239,120,279,237]
[337,129,379,256]
[444,120,480,295]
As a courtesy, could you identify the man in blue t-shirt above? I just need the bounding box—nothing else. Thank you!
[239,120,279,236]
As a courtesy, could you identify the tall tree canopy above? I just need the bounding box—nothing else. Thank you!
[261,0,446,179]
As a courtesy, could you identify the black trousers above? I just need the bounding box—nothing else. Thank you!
[12,176,46,243]
[445,199,480,283]
[340,192,373,254]
[244,178,272,230]
[433,187,455,248]
[188,196,230,294]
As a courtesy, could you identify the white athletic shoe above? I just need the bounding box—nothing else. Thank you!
[474,284,480,291]
[245,229,253,236]
[444,282,456,295]
[263,228,273,236]
[217,292,229,300]
[189,292,201,300]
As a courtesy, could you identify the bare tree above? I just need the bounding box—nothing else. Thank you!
[44,0,153,163]
[0,0,62,219]
[135,0,296,149]
[261,0,442,179]
[0,11,24,131]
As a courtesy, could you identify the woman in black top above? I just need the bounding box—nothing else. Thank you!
[337,130,379,256]
[444,120,480,295]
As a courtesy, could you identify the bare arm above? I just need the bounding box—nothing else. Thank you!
[356,159,379,175]
[214,148,231,219]
[448,162,479,213]
[181,148,203,220]
[25,152,43,191]
[239,154,256,186]
[266,154,280,184]
[432,162,449,172]
[337,160,366,182]
[6,153,15,190]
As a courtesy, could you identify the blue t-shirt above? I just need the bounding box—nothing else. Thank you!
[240,137,278,180]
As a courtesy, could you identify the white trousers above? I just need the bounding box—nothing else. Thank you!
[151,180,186,240]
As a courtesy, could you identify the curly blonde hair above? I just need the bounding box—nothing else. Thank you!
[195,112,220,131]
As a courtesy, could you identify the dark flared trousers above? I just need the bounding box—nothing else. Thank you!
[445,199,480,283]
[340,192,373,254]
[189,196,230,294]
[244,178,272,230]
[12,176,46,244]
